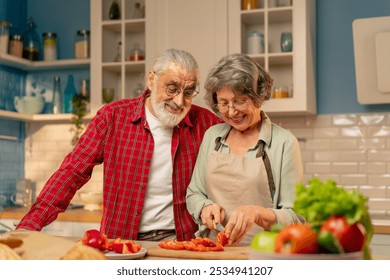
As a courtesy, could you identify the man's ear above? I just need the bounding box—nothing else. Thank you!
[147,71,155,91]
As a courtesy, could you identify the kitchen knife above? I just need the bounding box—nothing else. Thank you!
[214,223,225,232]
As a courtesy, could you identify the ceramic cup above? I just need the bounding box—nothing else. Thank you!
[280,32,292,52]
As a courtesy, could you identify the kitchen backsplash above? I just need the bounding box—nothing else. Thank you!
[20,112,390,218]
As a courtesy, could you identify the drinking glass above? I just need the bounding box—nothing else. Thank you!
[102,88,115,103]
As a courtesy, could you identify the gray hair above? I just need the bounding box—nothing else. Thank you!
[204,53,273,114]
[150,48,199,83]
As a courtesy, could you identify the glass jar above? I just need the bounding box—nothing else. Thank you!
[75,29,90,59]
[9,35,23,57]
[129,43,144,61]
[247,31,264,54]
[0,20,11,54]
[42,32,57,61]
[242,0,257,10]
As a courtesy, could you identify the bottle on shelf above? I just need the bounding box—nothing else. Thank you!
[80,78,90,113]
[129,43,144,61]
[23,17,40,61]
[131,2,144,19]
[63,74,78,113]
[109,0,121,20]
[52,76,62,114]
[113,41,122,62]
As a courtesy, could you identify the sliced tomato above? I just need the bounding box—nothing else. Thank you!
[216,232,228,246]
[158,240,186,250]
[207,243,224,251]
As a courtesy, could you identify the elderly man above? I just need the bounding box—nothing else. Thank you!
[16,49,221,241]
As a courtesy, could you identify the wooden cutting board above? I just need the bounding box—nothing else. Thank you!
[147,244,249,260]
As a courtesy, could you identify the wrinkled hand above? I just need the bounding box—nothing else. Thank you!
[224,205,258,244]
[200,203,226,230]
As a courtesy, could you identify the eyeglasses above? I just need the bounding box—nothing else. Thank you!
[213,100,250,113]
[163,84,199,99]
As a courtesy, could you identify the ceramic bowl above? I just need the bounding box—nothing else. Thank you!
[79,191,103,211]
[248,249,363,260]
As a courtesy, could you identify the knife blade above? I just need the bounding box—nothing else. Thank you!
[214,223,225,232]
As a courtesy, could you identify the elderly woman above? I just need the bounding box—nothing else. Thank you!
[186,53,304,245]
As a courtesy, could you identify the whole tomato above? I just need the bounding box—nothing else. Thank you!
[319,215,365,253]
[274,224,319,254]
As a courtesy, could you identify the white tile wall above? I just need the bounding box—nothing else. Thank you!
[24,122,103,205]
[273,112,390,219]
[25,112,390,218]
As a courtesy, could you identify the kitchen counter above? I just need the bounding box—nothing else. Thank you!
[0,206,101,223]
[1,207,390,234]
[1,230,389,260]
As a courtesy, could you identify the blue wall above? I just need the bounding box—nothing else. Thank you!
[0,0,89,204]
[27,0,90,60]
[317,0,390,114]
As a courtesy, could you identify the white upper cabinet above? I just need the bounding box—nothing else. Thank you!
[145,0,229,109]
[228,0,316,115]
[90,0,147,114]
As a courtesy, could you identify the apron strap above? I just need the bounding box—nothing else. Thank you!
[214,137,276,202]
[256,140,276,201]
[214,137,223,151]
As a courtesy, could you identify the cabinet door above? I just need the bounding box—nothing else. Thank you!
[228,0,316,115]
[146,0,228,109]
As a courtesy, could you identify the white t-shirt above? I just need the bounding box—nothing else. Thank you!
[138,106,175,232]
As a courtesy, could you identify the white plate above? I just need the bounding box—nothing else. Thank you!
[104,247,147,260]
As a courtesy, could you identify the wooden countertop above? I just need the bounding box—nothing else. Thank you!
[1,207,390,234]
[0,206,101,223]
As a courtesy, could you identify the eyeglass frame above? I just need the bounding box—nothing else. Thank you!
[162,84,200,99]
[212,100,251,113]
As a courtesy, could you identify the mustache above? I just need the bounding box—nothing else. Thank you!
[164,101,183,111]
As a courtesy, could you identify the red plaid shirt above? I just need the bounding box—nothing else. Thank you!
[17,90,221,240]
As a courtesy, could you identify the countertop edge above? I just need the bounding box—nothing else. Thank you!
[1,208,390,234]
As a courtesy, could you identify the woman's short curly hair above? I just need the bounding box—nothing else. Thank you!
[204,53,273,114]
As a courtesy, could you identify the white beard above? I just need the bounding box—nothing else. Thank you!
[150,85,189,127]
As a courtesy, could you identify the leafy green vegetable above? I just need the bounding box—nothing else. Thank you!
[294,177,373,259]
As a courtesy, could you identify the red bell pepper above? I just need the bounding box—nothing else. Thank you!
[81,229,108,251]
[274,224,319,254]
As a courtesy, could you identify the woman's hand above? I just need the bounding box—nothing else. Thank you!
[225,205,276,244]
[200,203,226,230]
